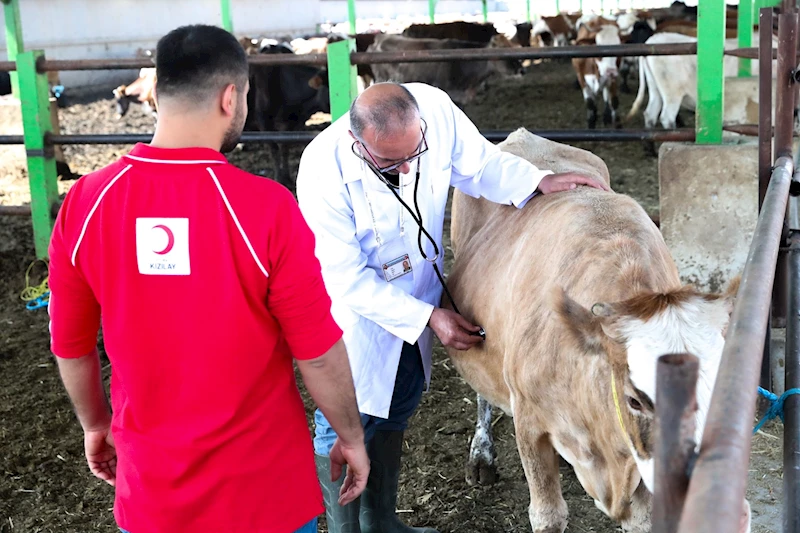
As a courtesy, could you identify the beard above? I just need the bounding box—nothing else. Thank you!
[220,97,246,153]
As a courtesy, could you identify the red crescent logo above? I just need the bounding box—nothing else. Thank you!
[152,224,175,255]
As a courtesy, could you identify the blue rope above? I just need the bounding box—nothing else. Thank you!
[753,387,800,434]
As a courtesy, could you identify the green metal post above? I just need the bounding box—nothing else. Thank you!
[327,39,358,121]
[738,0,754,77]
[600,0,604,15]
[3,0,23,98]
[17,51,58,259]
[580,0,583,13]
[348,0,357,34]
[526,0,531,22]
[220,0,233,33]
[555,0,560,14]
[696,0,726,144]
[429,0,436,23]
[482,0,488,22]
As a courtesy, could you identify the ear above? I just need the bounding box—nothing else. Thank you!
[221,83,237,117]
[556,289,610,354]
[720,275,741,337]
[308,75,323,90]
[577,33,597,45]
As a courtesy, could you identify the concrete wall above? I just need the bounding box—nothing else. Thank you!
[0,0,319,88]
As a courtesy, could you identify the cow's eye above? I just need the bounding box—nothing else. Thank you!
[627,396,643,411]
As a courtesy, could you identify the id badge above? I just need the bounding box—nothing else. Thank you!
[376,237,414,288]
[383,254,412,282]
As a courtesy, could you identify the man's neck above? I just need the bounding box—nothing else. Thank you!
[150,114,222,151]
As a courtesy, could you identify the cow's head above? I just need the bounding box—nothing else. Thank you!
[112,85,131,118]
[591,25,622,84]
[556,278,740,493]
[308,68,331,114]
[488,35,525,76]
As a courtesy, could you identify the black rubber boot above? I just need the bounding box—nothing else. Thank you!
[359,431,439,533]
[316,453,361,533]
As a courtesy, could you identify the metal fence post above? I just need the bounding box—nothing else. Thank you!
[653,354,699,533]
[17,50,58,259]
[429,0,436,23]
[695,0,725,144]
[220,0,233,33]
[327,39,358,122]
[785,204,800,533]
[526,0,531,22]
[556,0,561,14]
[738,0,754,77]
[482,0,488,22]
[3,0,23,98]
[348,0,357,35]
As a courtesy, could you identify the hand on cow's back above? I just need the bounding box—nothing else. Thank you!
[429,308,484,351]
[536,172,611,195]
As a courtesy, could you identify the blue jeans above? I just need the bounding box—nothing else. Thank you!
[314,342,425,456]
[120,518,317,533]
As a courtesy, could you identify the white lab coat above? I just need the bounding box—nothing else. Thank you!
[296,83,553,418]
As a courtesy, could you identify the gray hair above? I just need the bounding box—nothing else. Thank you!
[350,83,420,141]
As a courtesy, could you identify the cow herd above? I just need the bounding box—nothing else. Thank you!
[111,0,784,184]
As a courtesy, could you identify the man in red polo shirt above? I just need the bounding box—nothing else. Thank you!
[47,24,369,533]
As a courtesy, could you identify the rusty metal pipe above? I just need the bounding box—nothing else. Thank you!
[785,224,800,533]
[676,156,794,533]
[0,43,702,73]
[0,129,698,146]
[775,12,799,162]
[653,353,699,533]
[759,6,776,393]
[0,205,32,216]
[351,42,698,65]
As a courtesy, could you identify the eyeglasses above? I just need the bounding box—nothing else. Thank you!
[351,118,428,174]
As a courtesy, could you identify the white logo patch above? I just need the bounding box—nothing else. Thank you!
[136,218,190,275]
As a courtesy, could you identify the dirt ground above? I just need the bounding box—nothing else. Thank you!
[0,60,786,533]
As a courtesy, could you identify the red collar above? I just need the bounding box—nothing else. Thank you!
[124,143,228,165]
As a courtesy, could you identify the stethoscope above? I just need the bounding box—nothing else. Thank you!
[355,146,486,341]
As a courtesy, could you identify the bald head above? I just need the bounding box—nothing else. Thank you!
[350,83,420,142]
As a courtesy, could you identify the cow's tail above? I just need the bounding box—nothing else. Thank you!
[625,56,647,124]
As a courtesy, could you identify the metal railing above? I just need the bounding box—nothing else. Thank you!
[651,8,800,533]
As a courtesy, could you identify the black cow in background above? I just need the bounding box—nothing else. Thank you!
[244,41,330,187]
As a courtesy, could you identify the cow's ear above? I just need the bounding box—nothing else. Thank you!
[555,289,610,354]
[577,34,596,45]
[308,75,324,90]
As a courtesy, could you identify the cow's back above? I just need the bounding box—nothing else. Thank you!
[451,129,611,257]
[368,34,502,106]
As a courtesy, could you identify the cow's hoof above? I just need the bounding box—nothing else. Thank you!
[529,504,568,533]
[465,457,497,486]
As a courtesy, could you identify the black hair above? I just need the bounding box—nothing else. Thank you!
[350,82,419,140]
[154,24,249,103]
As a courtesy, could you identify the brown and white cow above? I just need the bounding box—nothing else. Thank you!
[572,24,622,128]
[113,67,157,119]
[531,13,580,47]
[626,31,782,153]
[444,129,751,533]
[367,34,522,107]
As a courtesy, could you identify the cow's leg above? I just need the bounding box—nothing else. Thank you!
[280,145,292,187]
[465,394,497,486]
[602,84,618,127]
[581,75,599,130]
[619,59,632,94]
[514,408,568,533]
[620,480,652,533]
[269,142,284,185]
[659,99,682,130]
